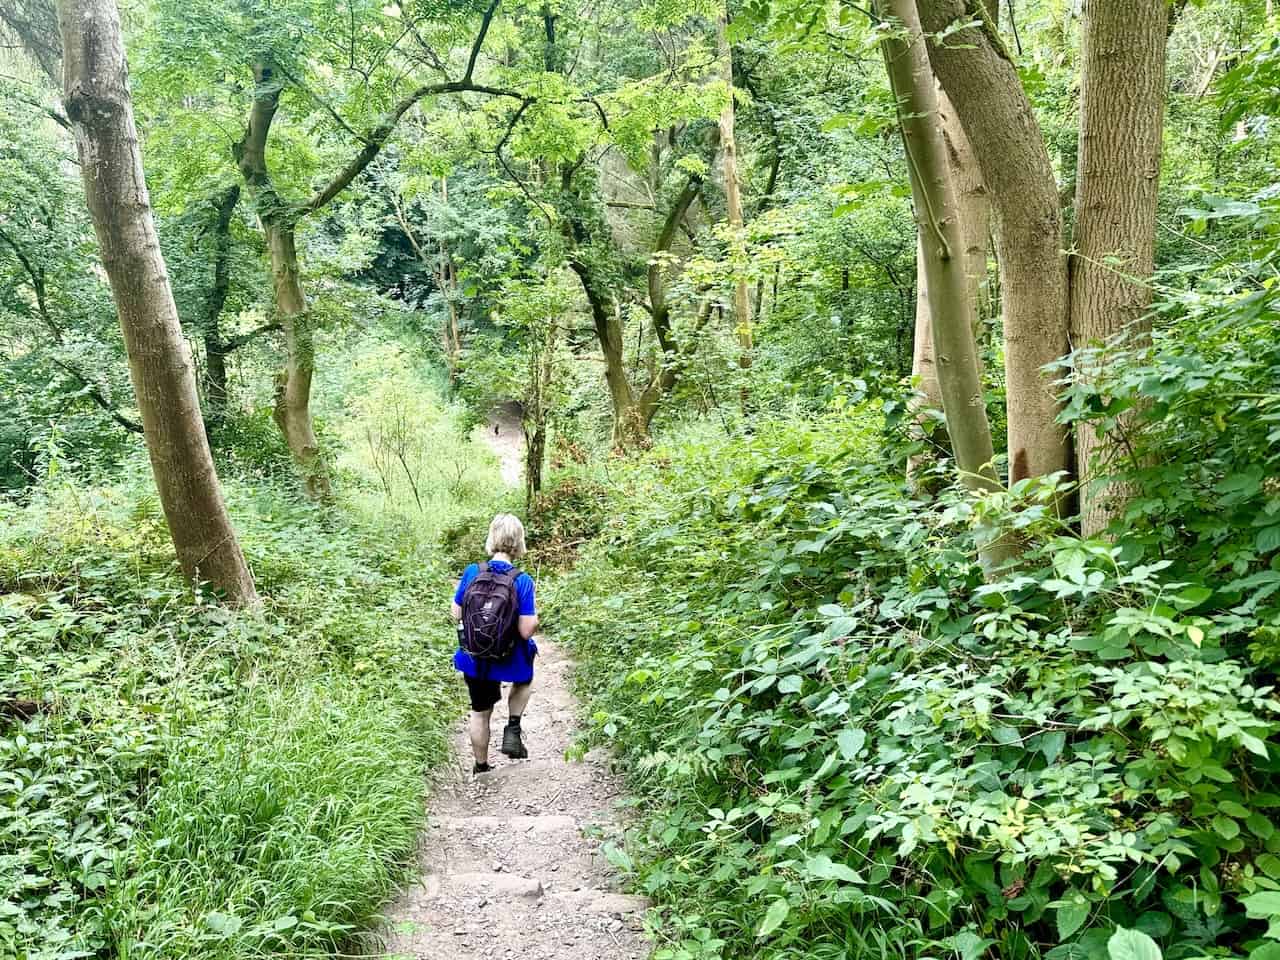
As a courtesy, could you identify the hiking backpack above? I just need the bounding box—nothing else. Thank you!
[460,563,521,662]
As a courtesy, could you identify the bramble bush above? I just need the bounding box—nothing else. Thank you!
[550,274,1280,960]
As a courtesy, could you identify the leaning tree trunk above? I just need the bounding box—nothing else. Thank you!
[880,0,1012,572]
[918,0,1071,489]
[909,85,989,478]
[56,0,256,603]
[265,223,330,498]
[716,11,752,397]
[1070,0,1168,535]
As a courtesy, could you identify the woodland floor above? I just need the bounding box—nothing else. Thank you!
[374,426,650,960]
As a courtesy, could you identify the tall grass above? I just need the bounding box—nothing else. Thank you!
[1,340,498,959]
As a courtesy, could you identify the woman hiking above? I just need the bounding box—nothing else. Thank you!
[450,513,538,774]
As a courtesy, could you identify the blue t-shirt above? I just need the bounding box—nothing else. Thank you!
[453,560,537,682]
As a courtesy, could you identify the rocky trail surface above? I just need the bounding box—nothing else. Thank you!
[377,641,649,959]
[375,418,650,959]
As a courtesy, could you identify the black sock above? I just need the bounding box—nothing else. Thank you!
[507,715,521,728]
[473,761,492,773]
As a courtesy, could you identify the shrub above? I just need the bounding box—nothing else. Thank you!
[550,350,1280,960]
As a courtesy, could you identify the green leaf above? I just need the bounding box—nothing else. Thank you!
[1243,891,1280,918]
[1258,525,1280,554]
[757,898,790,938]
[1040,731,1067,765]
[1107,927,1161,960]
[778,675,802,694]
[804,854,864,884]
[837,728,866,760]
[1212,814,1241,840]
[1056,889,1091,940]
[204,912,242,938]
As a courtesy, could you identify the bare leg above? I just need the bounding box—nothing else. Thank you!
[508,680,534,716]
[468,709,492,764]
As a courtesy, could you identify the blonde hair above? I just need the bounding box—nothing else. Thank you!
[485,513,527,559]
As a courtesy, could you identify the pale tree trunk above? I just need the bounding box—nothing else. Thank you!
[235,61,329,498]
[265,223,330,498]
[1070,0,1168,535]
[918,0,1071,488]
[716,11,752,395]
[56,0,256,603]
[909,84,989,474]
[880,0,1012,572]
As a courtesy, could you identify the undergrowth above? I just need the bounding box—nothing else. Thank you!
[1,343,495,959]
[550,299,1280,960]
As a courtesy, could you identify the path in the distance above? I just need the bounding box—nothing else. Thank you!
[478,403,524,489]
[375,418,650,960]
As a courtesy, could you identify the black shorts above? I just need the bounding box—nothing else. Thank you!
[464,675,530,712]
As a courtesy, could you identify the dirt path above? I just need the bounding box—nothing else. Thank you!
[476,405,525,489]
[375,429,650,960]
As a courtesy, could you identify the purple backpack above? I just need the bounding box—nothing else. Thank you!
[460,563,520,661]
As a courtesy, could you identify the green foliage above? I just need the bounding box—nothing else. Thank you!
[550,323,1280,960]
[0,345,496,959]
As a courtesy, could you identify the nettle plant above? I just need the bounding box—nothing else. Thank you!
[554,321,1280,960]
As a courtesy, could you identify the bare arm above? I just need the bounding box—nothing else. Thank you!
[518,614,539,640]
[451,601,462,622]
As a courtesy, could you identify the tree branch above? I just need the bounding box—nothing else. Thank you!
[302,0,512,215]
[223,321,283,352]
[50,357,143,434]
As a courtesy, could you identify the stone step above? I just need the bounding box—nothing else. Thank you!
[431,813,579,835]
[441,871,546,899]
[544,889,650,916]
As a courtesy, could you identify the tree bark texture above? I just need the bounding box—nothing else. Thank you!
[880,0,1001,502]
[716,11,752,385]
[909,85,988,467]
[918,0,1071,487]
[57,0,256,603]
[1070,0,1168,535]
[266,223,329,498]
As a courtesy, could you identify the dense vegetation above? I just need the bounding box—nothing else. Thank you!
[553,285,1280,960]
[2,343,500,958]
[2,0,1279,959]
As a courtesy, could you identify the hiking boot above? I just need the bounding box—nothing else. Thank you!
[473,761,492,775]
[501,723,527,759]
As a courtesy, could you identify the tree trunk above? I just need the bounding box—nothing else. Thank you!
[716,11,752,396]
[918,0,1071,488]
[201,184,240,430]
[880,0,1007,550]
[1070,0,1168,535]
[265,222,330,498]
[56,0,256,603]
[205,339,230,424]
[909,85,989,472]
[525,315,558,510]
[234,59,330,499]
